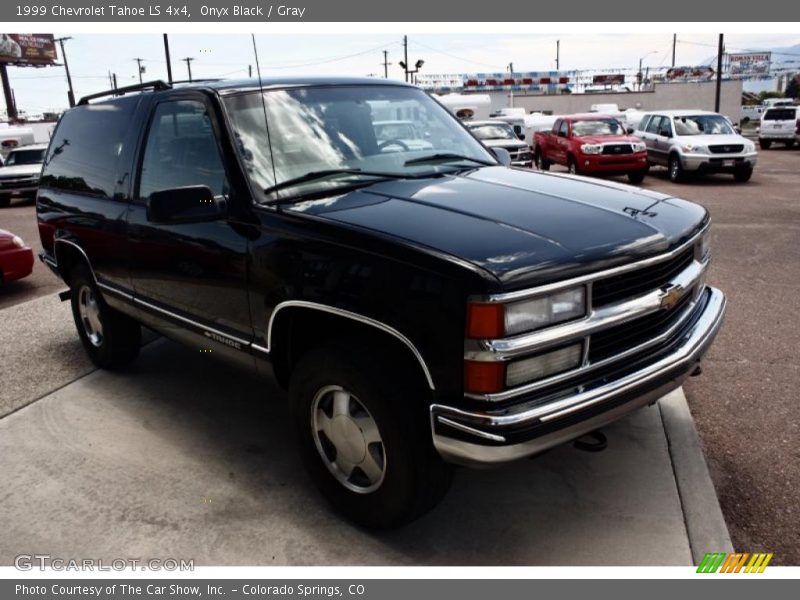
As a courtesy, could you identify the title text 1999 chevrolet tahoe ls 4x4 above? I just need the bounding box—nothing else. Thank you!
[37,78,725,528]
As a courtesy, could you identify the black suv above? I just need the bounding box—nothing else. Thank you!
[37,78,726,528]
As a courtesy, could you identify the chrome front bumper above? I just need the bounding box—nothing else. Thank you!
[681,152,757,171]
[431,286,726,467]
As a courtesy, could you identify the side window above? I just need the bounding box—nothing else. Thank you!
[40,96,139,198]
[645,115,662,135]
[638,115,651,131]
[139,100,228,200]
[558,120,569,138]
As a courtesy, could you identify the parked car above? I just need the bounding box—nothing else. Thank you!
[37,78,726,528]
[636,110,757,183]
[533,114,649,183]
[465,120,533,167]
[0,228,34,284]
[757,106,798,149]
[372,120,434,152]
[0,143,47,207]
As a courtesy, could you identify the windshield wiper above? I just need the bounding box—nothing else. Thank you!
[404,153,495,167]
[263,168,410,202]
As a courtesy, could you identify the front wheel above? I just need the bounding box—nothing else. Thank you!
[758,139,772,150]
[627,170,646,184]
[733,166,753,183]
[70,264,141,368]
[567,156,579,175]
[289,345,453,529]
[0,196,10,208]
[668,154,685,183]
[535,149,550,171]
[785,140,796,148]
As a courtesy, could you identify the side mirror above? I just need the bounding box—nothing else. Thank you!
[517,132,526,141]
[491,147,512,166]
[147,185,226,224]
[626,127,635,135]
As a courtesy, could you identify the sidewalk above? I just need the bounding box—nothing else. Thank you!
[0,328,732,565]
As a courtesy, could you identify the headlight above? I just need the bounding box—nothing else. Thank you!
[744,142,756,152]
[466,286,587,339]
[580,144,603,155]
[506,343,583,387]
[632,142,647,152]
[12,235,24,248]
[681,143,706,153]
[505,287,586,336]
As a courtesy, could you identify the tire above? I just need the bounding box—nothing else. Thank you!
[289,344,453,529]
[535,149,550,171]
[627,170,646,185]
[733,166,753,183]
[0,197,10,208]
[758,139,772,150]
[567,156,579,175]
[69,264,141,368]
[786,140,796,148]
[668,154,685,183]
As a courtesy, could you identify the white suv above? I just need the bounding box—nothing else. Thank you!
[635,110,758,183]
[757,106,798,149]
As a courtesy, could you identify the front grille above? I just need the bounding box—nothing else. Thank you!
[588,290,694,363]
[602,144,633,155]
[592,246,695,308]
[0,177,37,189]
[708,144,744,154]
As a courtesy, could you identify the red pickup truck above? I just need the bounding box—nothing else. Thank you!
[533,114,649,183]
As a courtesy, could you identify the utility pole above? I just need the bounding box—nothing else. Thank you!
[382,50,391,79]
[715,34,724,112]
[112,73,118,90]
[0,65,16,121]
[163,34,173,84]
[508,62,515,108]
[556,40,560,70]
[133,57,145,84]
[403,36,409,82]
[182,57,194,82]
[248,64,252,77]
[55,37,75,107]
[672,33,677,67]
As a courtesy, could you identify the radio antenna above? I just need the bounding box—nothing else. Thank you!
[251,33,278,199]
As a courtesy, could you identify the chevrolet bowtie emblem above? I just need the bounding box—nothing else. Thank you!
[659,284,684,310]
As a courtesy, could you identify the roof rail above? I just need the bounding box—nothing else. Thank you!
[169,78,222,85]
[77,80,171,105]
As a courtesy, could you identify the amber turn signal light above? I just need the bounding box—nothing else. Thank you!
[466,302,505,339]
[464,360,505,394]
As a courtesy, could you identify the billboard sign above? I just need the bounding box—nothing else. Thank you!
[592,73,625,85]
[728,52,771,78]
[665,66,715,81]
[0,33,58,66]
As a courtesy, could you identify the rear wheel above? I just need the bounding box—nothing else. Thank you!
[733,166,753,183]
[289,344,453,529]
[70,264,141,368]
[786,140,796,148]
[758,139,772,150]
[0,197,10,208]
[668,154,684,183]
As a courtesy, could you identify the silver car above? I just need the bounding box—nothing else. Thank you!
[635,110,757,183]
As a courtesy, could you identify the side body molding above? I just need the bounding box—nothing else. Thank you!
[266,300,436,390]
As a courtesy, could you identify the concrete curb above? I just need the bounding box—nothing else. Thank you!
[659,388,734,563]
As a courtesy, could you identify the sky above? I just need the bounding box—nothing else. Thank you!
[5,32,800,114]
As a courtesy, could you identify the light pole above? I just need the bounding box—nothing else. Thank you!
[399,58,424,85]
[55,37,75,107]
[638,51,657,91]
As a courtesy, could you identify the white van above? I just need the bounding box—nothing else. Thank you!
[758,106,798,149]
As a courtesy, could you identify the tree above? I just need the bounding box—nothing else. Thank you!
[785,76,800,99]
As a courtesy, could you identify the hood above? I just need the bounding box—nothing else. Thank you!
[675,133,749,146]
[479,138,529,150]
[573,134,642,145]
[0,163,43,177]
[289,166,707,289]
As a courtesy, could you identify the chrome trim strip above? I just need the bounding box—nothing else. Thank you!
[473,224,708,304]
[53,238,97,284]
[436,416,506,443]
[134,297,252,347]
[267,300,435,390]
[251,343,269,355]
[436,287,725,430]
[467,258,708,364]
[97,281,134,301]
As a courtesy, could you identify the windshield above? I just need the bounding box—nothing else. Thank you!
[672,114,735,136]
[467,123,516,140]
[223,85,495,201]
[5,148,45,166]
[571,119,625,136]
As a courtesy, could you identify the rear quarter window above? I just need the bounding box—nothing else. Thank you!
[41,96,140,198]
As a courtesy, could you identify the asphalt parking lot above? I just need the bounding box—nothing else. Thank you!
[1,147,797,564]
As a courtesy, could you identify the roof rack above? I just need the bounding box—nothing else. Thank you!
[77,80,171,105]
[169,78,222,85]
